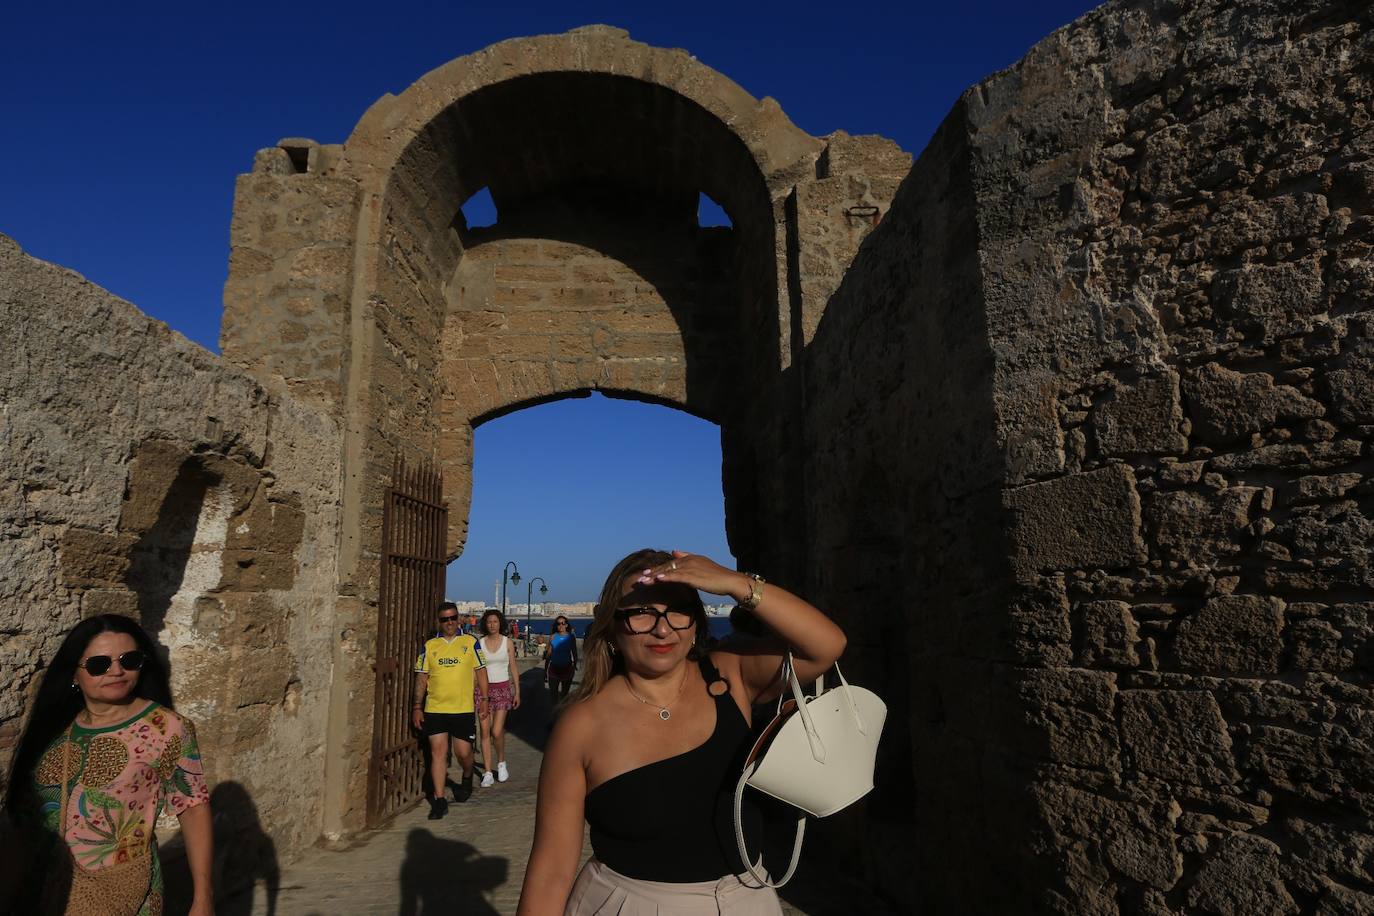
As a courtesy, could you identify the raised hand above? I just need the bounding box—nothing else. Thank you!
[636,550,751,602]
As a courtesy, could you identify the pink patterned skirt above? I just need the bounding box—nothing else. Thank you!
[478,679,516,711]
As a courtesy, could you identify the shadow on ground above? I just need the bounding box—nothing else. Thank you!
[397,828,507,915]
[503,667,569,755]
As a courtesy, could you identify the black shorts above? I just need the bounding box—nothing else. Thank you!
[423,711,476,742]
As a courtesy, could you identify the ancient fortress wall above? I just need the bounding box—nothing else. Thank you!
[773,0,1374,911]
[0,233,344,887]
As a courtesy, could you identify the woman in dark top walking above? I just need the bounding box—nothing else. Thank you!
[517,548,846,915]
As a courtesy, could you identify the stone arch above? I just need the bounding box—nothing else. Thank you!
[332,27,825,563]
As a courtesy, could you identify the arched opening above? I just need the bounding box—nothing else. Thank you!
[447,391,733,609]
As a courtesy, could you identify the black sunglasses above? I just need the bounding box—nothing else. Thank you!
[615,607,695,633]
[79,650,147,677]
[438,615,459,623]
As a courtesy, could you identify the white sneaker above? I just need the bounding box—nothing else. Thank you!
[497,761,509,782]
[480,770,495,788]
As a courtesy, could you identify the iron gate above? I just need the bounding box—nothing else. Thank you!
[366,456,448,827]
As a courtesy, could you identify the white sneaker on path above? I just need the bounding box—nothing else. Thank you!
[497,761,509,782]
[480,770,495,788]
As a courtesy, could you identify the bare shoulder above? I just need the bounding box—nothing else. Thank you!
[710,642,786,705]
[546,695,601,761]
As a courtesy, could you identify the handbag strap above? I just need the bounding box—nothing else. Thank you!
[58,725,75,835]
[733,760,805,888]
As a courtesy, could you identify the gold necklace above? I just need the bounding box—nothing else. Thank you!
[624,670,691,721]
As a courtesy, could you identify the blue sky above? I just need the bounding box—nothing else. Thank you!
[3,0,1099,601]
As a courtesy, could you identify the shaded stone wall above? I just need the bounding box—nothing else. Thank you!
[0,233,343,893]
[754,107,1005,910]
[968,0,1373,912]
[763,0,1373,911]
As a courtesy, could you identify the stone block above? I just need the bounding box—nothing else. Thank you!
[1212,258,1325,321]
[1174,595,1285,674]
[1325,352,1374,425]
[218,549,298,592]
[1186,834,1299,916]
[1076,600,1140,668]
[80,588,139,619]
[1245,724,1374,815]
[1276,473,1364,506]
[1183,363,1324,445]
[59,528,138,588]
[1006,465,1145,578]
[1089,372,1188,457]
[1036,783,1182,891]
[1146,487,1259,562]
[1286,619,1349,671]
[1006,668,1120,771]
[1004,579,1072,666]
[1120,690,1237,785]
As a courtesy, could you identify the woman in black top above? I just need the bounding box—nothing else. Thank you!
[517,548,846,915]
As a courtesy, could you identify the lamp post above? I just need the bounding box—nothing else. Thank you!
[500,561,521,617]
[525,577,548,644]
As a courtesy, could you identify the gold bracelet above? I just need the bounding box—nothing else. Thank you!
[739,573,766,610]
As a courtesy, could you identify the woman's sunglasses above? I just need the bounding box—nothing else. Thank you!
[78,650,147,677]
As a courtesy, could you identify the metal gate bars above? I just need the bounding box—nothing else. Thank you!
[366,455,448,827]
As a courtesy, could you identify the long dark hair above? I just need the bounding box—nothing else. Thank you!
[3,615,172,816]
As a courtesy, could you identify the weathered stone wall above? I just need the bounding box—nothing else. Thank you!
[737,1,1374,912]
[222,140,358,408]
[966,0,1373,912]
[750,107,1003,911]
[0,233,343,893]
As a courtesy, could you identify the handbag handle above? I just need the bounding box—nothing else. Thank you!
[782,652,869,764]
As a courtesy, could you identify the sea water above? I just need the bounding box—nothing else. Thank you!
[512,616,733,640]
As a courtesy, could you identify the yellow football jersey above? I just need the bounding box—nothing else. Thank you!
[414,634,486,714]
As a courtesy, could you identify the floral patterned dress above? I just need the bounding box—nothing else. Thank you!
[33,702,209,916]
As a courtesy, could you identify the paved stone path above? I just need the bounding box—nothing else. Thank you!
[222,667,856,915]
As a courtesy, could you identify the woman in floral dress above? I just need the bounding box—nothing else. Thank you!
[3,614,213,915]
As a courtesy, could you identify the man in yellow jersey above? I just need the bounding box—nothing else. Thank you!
[412,601,489,819]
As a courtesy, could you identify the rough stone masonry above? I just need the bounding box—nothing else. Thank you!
[2,0,1372,912]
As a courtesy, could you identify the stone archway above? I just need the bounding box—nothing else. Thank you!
[332,31,825,568]
[221,26,871,838]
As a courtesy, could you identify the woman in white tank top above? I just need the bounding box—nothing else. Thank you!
[476,608,521,787]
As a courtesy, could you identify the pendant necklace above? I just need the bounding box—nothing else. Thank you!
[625,670,691,721]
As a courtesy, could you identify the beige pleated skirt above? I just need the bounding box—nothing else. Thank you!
[566,858,784,915]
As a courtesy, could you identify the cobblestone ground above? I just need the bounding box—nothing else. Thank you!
[221,667,861,915]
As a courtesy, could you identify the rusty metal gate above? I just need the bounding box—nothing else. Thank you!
[366,456,448,827]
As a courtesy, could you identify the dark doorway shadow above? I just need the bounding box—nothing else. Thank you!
[210,781,281,916]
[503,667,561,754]
[398,828,506,915]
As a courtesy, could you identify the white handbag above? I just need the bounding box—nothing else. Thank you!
[732,652,887,887]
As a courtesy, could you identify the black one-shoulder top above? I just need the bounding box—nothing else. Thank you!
[583,655,763,882]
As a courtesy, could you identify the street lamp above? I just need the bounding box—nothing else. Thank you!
[500,561,521,616]
[525,577,548,643]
